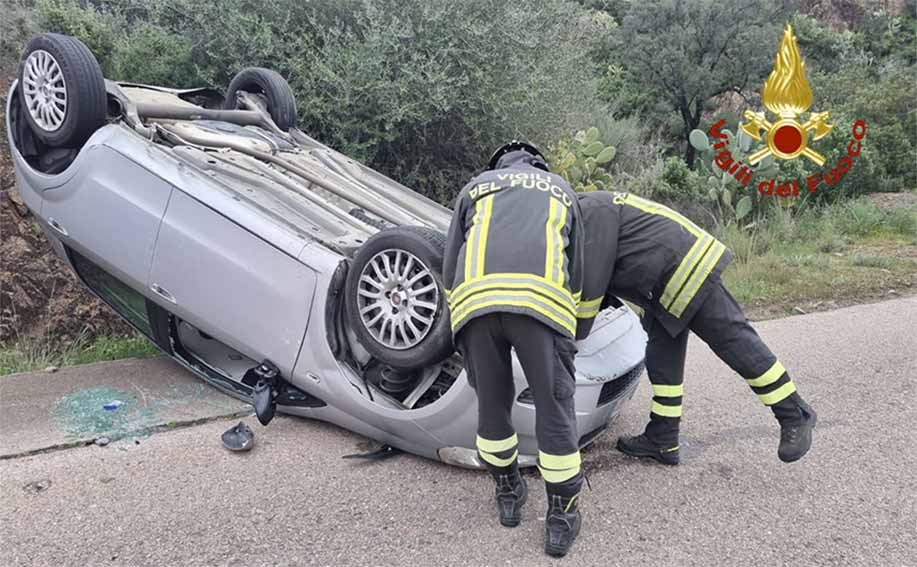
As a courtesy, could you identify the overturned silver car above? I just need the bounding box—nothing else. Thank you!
[7,33,647,467]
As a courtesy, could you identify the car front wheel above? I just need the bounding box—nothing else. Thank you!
[345,226,454,370]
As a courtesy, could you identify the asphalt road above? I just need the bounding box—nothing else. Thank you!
[1,297,915,566]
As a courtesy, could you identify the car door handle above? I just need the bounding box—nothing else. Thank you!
[150,283,176,304]
[47,217,68,236]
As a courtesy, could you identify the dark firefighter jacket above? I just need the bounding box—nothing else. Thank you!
[443,153,584,338]
[575,191,733,340]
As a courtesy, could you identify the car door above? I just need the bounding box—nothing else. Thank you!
[148,190,317,378]
[41,145,173,292]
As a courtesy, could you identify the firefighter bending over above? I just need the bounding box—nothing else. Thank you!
[576,191,817,465]
[443,142,585,557]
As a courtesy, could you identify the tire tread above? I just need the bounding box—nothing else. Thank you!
[224,67,297,131]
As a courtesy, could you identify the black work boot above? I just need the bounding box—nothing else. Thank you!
[617,434,680,465]
[491,466,528,527]
[544,477,583,557]
[772,393,817,463]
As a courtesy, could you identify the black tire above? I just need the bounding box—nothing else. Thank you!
[345,226,454,370]
[223,67,297,131]
[17,33,106,148]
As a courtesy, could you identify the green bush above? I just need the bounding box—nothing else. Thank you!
[0,0,39,74]
[656,156,705,200]
[295,0,605,203]
[111,23,195,86]
[617,157,664,197]
[585,114,653,177]
[30,0,607,204]
[35,0,120,73]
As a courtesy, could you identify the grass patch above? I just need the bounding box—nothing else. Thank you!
[718,198,917,313]
[816,235,850,254]
[849,254,896,269]
[0,333,158,376]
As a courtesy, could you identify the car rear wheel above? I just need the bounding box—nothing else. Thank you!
[223,67,298,131]
[17,33,107,148]
[345,226,454,369]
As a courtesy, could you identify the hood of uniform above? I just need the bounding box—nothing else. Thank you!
[494,149,549,172]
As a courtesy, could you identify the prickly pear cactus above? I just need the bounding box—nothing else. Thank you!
[548,127,616,192]
[689,127,780,224]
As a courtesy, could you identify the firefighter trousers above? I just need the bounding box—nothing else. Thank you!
[457,312,582,491]
[643,281,800,447]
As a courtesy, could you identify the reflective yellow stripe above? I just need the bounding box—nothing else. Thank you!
[662,445,680,453]
[450,292,577,336]
[572,291,582,302]
[564,494,578,513]
[449,273,575,312]
[576,307,601,319]
[652,384,683,397]
[617,192,725,317]
[449,280,576,317]
[747,361,786,387]
[451,289,577,323]
[544,198,559,282]
[544,198,556,280]
[451,300,576,336]
[651,401,682,417]
[464,196,493,280]
[480,450,519,468]
[464,199,484,280]
[540,447,580,489]
[620,193,704,237]
[476,434,519,453]
[576,297,603,318]
[554,201,568,286]
[758,382,796,405]
[539,465,581,483]
[475,195,494,277]
[669,241,726,317]
[539,451,582,470]
[661,235,712,308]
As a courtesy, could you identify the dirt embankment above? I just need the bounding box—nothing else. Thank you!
[0,79,129,345]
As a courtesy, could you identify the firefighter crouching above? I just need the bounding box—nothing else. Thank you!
[443,142,585,557]
[575,191,817,465]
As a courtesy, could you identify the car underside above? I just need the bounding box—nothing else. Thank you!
[7,33,647,468]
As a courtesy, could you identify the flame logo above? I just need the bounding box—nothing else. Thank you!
[740,24,832,165]
[761,25,813,117]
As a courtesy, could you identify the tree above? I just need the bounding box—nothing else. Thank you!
[613,0,783,167]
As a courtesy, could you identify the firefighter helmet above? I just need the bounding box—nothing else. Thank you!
[487,140,548,171]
